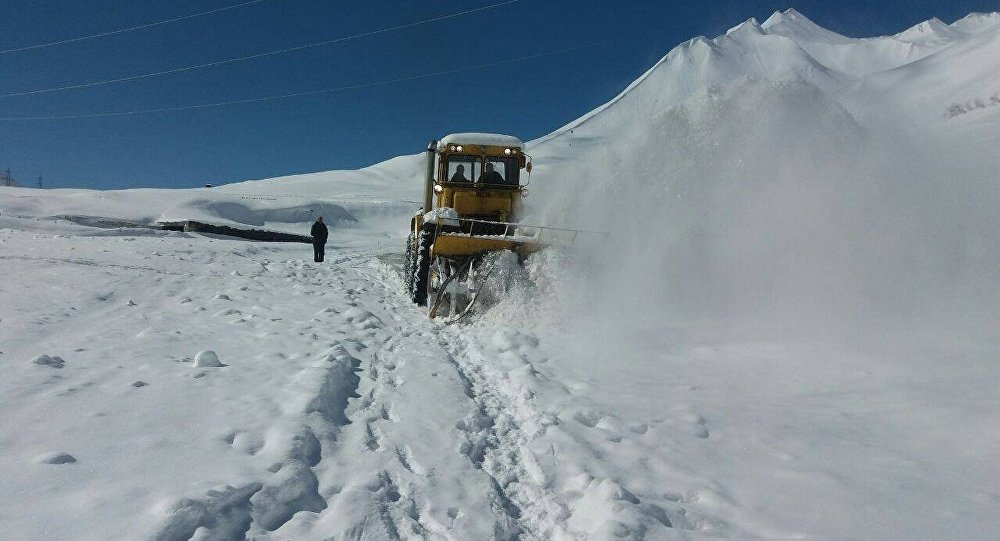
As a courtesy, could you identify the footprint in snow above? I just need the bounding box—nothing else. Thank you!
[364,422,381,451]
[629,423,650,435]
[31,355,65,368]
[573,410,606,428]
[395,446,426,475]
[682,413,710,438]
[38,452,76,464]
[491,329,540,352]
[342,307,381,329]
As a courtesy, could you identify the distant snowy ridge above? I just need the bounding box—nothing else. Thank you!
[0,153,423,236]
[526,8,1000,337]
[532,8,1000,150]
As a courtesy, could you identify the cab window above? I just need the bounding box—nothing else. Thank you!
[481,157,519,186]
[446,155,479,183]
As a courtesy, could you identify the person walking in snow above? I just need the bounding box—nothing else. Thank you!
[311,216,328,262]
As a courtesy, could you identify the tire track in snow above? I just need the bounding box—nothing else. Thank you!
[356,256,573,538]
[253,256,565,538]
[278,263,440,540]
[336,258,535,538]
[352,320,446,540]
[257,256,448,538]
[438,328,575,540]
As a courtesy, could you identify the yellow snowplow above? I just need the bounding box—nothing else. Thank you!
[403,133,591,319]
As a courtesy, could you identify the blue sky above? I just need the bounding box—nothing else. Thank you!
[1,0,996,189]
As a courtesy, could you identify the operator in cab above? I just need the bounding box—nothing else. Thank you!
[479,162,503,184]
[451,164,469,182]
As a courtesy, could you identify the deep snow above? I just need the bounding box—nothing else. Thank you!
[2,9,999,541]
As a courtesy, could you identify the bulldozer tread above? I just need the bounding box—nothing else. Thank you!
[403,232,415,300]
[411,225,434,306]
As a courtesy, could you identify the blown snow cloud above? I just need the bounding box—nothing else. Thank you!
[526,9,1000,341]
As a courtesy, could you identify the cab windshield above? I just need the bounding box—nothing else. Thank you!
[481,157,519,186]
[446,155,478,183]
[444,155,519,186]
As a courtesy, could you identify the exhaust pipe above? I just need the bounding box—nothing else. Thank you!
[424,140,438,213]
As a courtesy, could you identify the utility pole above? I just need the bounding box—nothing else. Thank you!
[38,175,42,189]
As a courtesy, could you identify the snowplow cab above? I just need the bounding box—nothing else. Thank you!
[432,133,529,228]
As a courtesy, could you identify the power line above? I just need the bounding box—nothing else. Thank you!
[0,0,275,55]
[0,42,603,121]
[0,0,522,99]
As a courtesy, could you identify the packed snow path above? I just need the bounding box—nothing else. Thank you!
[1,224,712,540]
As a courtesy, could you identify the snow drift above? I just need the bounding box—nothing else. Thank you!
[526,9,1000,343]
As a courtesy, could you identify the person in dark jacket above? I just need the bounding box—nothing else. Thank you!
[451,164,469,182]
[310,216,328,262]
[479,162,504,184]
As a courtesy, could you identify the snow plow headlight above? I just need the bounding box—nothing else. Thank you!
[504,148,512,155]
[434,184,443,194]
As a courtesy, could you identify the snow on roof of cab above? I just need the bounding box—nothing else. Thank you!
[439,133,524,148]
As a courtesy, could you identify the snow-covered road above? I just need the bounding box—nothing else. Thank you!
[4,217,996,541]
[0,220,700,540]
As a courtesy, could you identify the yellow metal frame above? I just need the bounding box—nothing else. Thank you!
[430,233,547,259]
[431,234,519,257]
[437,144,527,166]
[434,142,527,222]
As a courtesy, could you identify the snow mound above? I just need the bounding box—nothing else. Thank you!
[423,207,460,226]
[160,200,357,228]
[193,351,224,368]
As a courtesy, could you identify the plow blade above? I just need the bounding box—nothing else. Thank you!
[428,218,602,258]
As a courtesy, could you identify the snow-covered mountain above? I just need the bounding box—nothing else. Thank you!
[2,10,999,541]
[527,8,1000,339]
